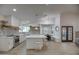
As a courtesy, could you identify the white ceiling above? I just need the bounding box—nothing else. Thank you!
[0,4,78,21]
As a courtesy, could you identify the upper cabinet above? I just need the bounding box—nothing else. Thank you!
[0,15,19,30]
[0,15,19,27]
[0,16,11,25]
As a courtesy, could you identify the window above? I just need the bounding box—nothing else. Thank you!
[19,25,30,32]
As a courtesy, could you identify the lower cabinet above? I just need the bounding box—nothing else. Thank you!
[75,38,79,45]
[0,37,14,51]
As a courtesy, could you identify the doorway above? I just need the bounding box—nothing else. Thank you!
[61,26,73,42]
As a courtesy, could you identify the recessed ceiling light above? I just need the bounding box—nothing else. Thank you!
[13,8,16,12]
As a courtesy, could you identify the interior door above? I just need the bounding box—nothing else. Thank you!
[61,26,73,42]
[68,26,73,41]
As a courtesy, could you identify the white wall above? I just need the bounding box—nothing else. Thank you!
[54,14,61,42]
[75,14,79,31]
[11,15,19,27]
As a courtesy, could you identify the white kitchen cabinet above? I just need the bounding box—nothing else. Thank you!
[0,37,14,51]
[19,34,26,43]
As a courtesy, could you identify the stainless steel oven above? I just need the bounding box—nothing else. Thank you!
[13,35,19,47]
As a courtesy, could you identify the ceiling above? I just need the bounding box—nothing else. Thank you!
[0,4,78,21]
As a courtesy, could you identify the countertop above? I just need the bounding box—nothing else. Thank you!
[26,35,46,38]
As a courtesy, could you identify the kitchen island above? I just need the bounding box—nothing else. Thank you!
[26,35,47,50]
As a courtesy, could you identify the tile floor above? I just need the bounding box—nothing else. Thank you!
[27,41,79,55]
[0,41,79,55]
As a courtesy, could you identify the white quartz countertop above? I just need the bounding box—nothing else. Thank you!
[26,35,46,38]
